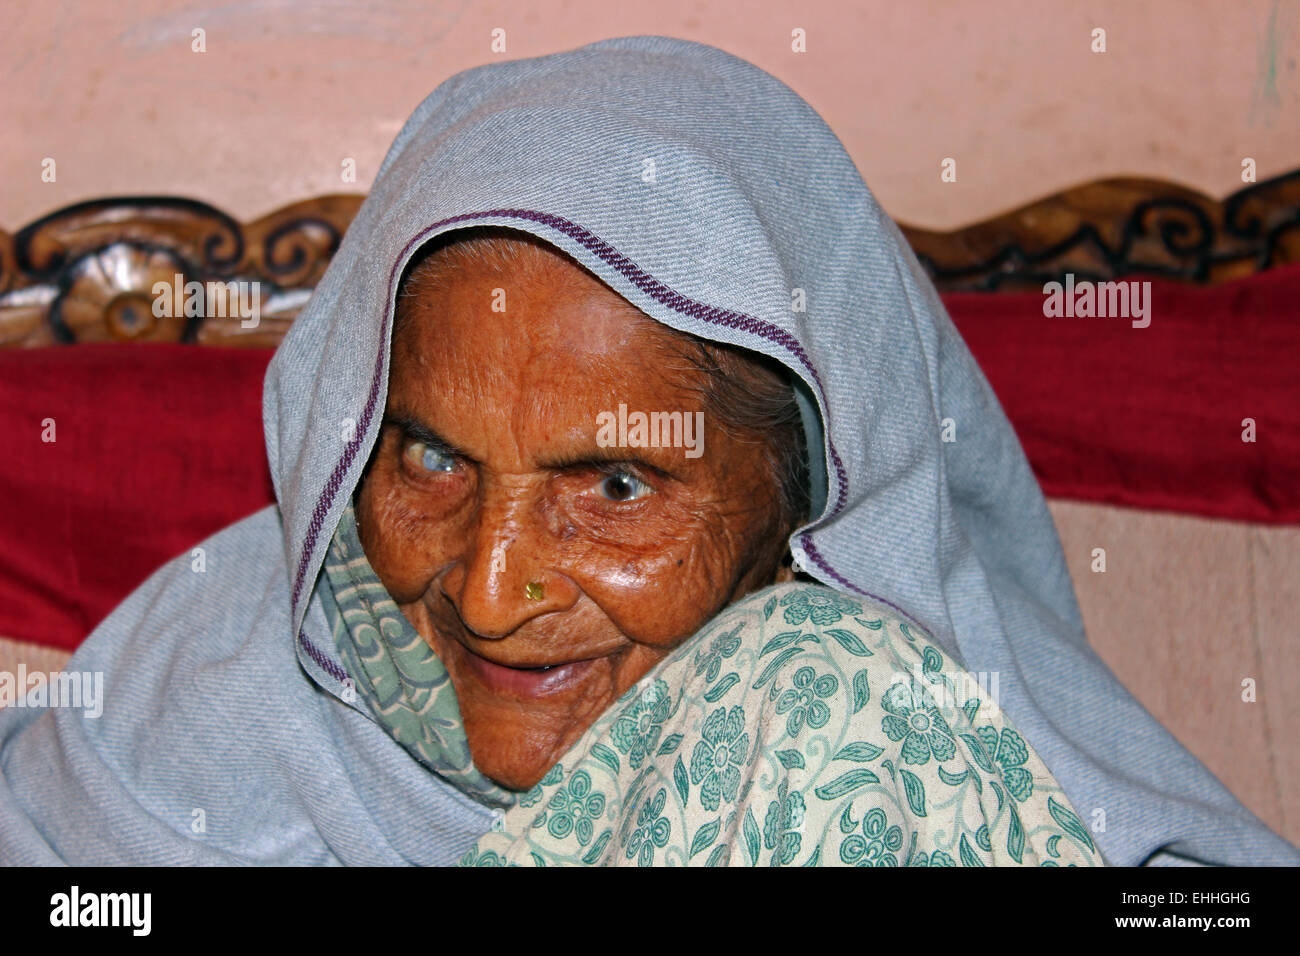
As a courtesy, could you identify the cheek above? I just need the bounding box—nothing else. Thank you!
[355,460,465,604]
[566,505,746,649]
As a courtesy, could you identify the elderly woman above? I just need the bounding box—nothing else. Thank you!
[1,36,1294,867]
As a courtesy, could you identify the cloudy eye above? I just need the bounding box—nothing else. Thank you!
[598,469,652,502]
[405,440,457,473]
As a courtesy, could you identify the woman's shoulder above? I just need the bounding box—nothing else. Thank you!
[682,580,946,690]
[671,580,977,751]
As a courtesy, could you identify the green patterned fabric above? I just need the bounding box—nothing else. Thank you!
[320,503,516,808]
[462,583,1107,867]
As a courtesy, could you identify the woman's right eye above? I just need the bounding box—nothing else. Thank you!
[596,469,654,502]
[403,439,457,474]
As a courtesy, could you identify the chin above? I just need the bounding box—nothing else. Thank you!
[464,725,563,792]
[478,756,549,792]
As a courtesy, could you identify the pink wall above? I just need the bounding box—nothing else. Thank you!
[5,0,1296,229]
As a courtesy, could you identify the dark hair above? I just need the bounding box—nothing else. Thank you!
[393,227,812,530]
[649,334,811,531]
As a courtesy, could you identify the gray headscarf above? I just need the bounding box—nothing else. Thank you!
[1,35,1294,866]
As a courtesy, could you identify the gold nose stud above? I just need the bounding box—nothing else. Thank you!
[525,581,545,602]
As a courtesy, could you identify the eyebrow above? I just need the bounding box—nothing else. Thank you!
[384,413,476,462]
[540,447,681,481]
[384,411,681,480]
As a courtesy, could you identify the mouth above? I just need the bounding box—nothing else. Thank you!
[457,643,600,699]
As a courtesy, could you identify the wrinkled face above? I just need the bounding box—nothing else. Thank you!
[355,237,792,790]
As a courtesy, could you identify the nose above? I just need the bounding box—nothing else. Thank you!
[439,485,578,638]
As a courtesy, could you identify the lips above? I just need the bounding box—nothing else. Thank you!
[458,644,598,699]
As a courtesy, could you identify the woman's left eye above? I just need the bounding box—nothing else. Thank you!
[596,470,653,502]
[404,440,457,473]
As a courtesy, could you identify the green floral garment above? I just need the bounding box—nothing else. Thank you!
[462,582,1106,867]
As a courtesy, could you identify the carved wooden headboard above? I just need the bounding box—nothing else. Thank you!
[2,169,1297,349]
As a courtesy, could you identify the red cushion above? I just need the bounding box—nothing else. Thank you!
[1,264,1296,650]
[0,344,274,650]
[949,263,1300,524]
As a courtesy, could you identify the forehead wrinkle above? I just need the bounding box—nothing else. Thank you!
[398,237,717,473]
